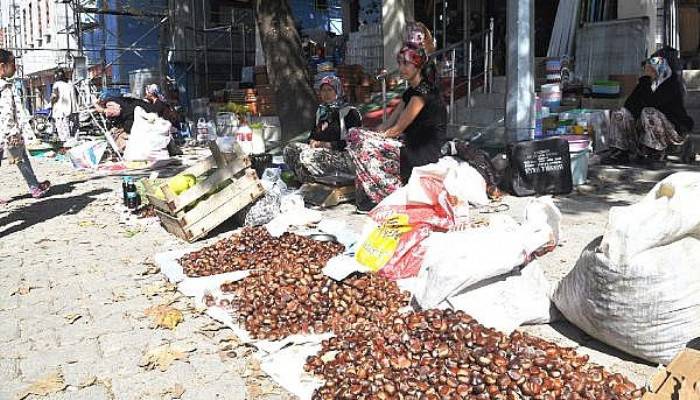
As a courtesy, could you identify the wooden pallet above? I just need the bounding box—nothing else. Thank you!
[144,143,264,242]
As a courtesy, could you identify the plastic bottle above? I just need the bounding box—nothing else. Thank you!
[122,176,130,206]
[125,177,141,210]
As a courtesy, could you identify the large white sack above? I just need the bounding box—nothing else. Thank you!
[446,261,555,333]
[405,157,489,206]
[554,235,700,365]
[601,172,700,266]
[123,106,172,161]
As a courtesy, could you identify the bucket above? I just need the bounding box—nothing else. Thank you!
[570,148,590,186]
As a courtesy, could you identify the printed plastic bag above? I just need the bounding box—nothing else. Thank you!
[67,140,108,169]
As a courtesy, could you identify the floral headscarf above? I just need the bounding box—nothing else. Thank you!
[318,75,344,102]
[646,56,672,92]
[397,43,428,68]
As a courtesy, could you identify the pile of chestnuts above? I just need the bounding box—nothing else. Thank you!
[305,309,644,400]
[180,227,343,277]
[220,249,409,340]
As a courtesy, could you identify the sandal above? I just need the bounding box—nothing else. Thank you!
[30,180,51,198]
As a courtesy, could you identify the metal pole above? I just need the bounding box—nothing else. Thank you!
[467,40,472,108]
[450,48,455,125]
[483,32,488,93]
[442,0,448,49]
[381,73,387,124]
[202,0,209,97]
[191,0,199,98]
[463,0,470,76]
[488,17,494,94]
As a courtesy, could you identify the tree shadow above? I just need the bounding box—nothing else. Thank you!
[0,188,111,239]
[553,179,657,216]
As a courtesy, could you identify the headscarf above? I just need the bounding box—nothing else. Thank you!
[397,43,428,69]
[318,75,344,103]
[145,83,165,101]
[646,56,672,92]
[316,75,346,125]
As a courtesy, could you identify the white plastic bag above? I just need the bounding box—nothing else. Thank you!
[123,107,172,161]
[414,198,561,309]
[446,261,555,333]
[554,172,700,364]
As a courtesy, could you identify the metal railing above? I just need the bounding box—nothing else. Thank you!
[375,18,495,125]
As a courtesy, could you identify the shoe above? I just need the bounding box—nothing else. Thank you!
[599,149,629,165]
[30,180,51,198]
[355,186,377,214]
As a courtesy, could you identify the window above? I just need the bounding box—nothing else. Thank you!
[38,1,43,38]
[23,9,27,46]
[46,0,50,27]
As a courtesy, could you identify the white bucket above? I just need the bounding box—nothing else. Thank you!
[570,148,590,186]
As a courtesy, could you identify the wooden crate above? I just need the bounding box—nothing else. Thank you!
[144,143,264,242]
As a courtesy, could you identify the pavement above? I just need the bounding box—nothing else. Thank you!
[1,154,698,399]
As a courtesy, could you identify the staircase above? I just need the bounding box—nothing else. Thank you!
[448,76,507,150]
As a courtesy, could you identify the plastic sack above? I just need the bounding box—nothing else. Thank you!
[601,172,700,266]
[553,173,700,364]
[123,107,172,161]
[67,140,108,169]
[446,261,555,333]
[413,198,561,309]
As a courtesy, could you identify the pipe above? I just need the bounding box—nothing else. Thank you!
[449,48,455,125]
[467,40,472,109]
[488,17,494,94]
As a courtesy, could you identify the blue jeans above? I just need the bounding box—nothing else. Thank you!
[1,146,39,189]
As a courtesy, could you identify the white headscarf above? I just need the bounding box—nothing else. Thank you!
[647,57,672,92]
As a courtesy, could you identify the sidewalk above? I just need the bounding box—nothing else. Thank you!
[2,157,692,398]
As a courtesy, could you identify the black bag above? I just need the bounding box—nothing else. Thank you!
[507,138,572,196]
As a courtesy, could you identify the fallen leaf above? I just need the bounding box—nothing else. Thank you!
[11,285,38,296]
[16,372,67,399]
[78,220,95,227]
[145,305,184,330]
[64,313,82,324]
[110,290,127,303]
[142,282,176,297]
[163,384,185,399]
[77,375,97,388]
[139,342,195,371]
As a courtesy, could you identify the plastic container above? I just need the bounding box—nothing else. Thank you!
[570,148,590,186]
[541,83,562,109]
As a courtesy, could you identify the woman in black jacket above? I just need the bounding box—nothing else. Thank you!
[605,55,694,165]
[283,75,361,183]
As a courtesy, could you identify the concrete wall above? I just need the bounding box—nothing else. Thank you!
[382,0,414,71]
[618,0,656,56]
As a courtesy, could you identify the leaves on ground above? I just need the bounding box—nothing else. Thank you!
[64,313,82,324]
[163,384,185,399]
[139,342,196,371]
[144,304,184,330]
[16,372,67,399]
[142,281,176,297]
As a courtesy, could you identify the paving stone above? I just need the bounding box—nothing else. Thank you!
[63,385,111,400]
[0,315,21,342]
[0,357,20,381]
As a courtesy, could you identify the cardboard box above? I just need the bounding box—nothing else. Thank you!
[642,348,700,400]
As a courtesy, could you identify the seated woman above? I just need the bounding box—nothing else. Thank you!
[144,84,182,156]
[347,42,446,209]
[605,55,694,166]
[283,75,361,183]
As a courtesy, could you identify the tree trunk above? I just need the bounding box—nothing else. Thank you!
[255,0,317,142]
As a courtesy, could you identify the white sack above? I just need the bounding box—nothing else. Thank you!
[553,236,700,365]
[414,198,561,309]
[447,261,555,333]
[601,172,700,266]
[123,106,172,161]
[554,172,700,365]
[406,157,488,206]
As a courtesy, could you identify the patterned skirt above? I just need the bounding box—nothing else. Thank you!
[345,128,403,204]
[283,142,355,184]
[609,107,685,158]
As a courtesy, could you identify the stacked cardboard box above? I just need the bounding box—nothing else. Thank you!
[255,84,277,116]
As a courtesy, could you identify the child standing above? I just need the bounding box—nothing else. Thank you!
[0,49,50,201]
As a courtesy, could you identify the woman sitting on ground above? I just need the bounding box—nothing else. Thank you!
[604,54,694,166]
[283,75,361,183]
[347,41,446,210]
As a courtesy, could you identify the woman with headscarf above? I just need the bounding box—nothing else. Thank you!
[347,40,446,210]
[143,83,182,156]
[605,55,694,166]
[283,75,361,183]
